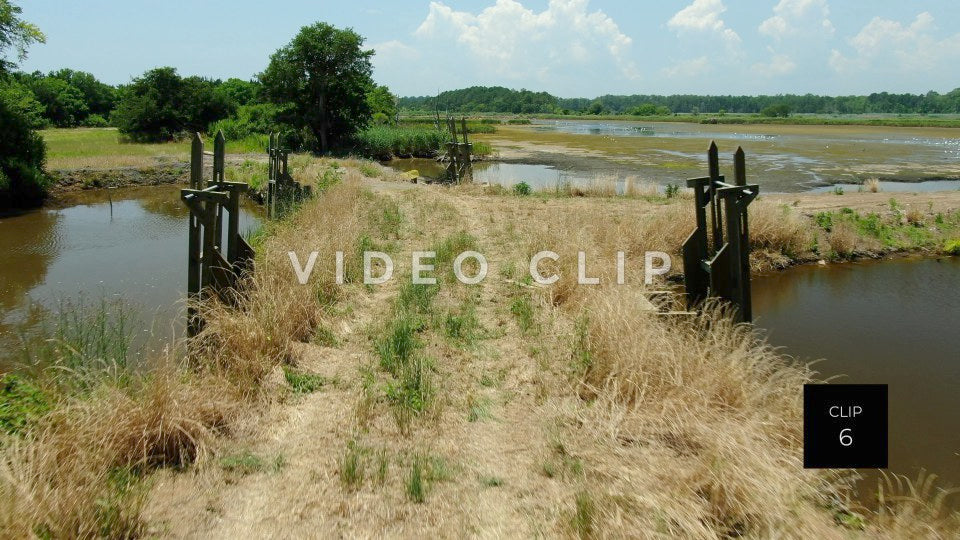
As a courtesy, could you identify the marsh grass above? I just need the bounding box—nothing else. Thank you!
[355,126,446,160]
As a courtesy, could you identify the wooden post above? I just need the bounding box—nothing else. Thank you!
[227,187,241,264]
[733,146,746,186]
[460,117,471,182]
[213,131,225,249]
[446,118,459,184]
[187,134,203,337]
[682,177,711,309]
[707,141,723,251]
[268,133,277,219]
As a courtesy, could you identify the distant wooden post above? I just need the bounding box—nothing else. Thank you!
[446,117,460,184]
[460,116,472,182]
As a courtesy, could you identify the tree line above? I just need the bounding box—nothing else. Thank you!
[401,86,960,116]
[1,1,398,208]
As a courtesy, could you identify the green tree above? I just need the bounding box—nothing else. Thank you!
[217,78,260,107]
[112,67,235,141]
[0,0,46,208]
[760,103,791,118]
[0,78,44,127]
[0,0,44,74]
[259,22,374,153]
[25,75,88,126]
[49,68,116,117]
[367,84,396,124]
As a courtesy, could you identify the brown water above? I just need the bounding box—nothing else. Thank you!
[752,257,960,501]
[0,185,261,367]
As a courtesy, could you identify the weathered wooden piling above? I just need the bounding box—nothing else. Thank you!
[681,141,758,322]
[181,131,256,337]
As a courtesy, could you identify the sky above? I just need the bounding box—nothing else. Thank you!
[14,0,960,98]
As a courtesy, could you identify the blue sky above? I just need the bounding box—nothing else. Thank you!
[15,0,960,97]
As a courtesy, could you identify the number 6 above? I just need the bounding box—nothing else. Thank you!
[839,428,853,447]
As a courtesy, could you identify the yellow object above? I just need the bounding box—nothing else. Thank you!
[402,170,419,180]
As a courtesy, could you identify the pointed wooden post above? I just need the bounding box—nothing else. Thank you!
[213,131,226,249]
[187,133,203,337]
[733,146,746,186]
[707,141,722,250]
[460,116,471,182]
[733,146,751,322]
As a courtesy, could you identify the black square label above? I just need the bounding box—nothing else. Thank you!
[803,384,887,469]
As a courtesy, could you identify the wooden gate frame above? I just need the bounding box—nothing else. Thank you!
[682,142,758,322]
[182,131,256,337]
[266,133,311,218]
[443,117,472,184]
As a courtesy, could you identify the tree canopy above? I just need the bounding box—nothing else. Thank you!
[0,0,44,74]
[0,0,47,208]
[259,23,374,153]
[112,67,235,141]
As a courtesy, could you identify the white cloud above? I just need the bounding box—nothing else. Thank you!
[661,56,711,79]
[372,40,420,61]
[413,0,638,82]
[759,0,834,40]
[830,12,960,75]
[752,52,796,76]
[667,0,741,47]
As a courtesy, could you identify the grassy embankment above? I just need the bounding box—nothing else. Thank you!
[2,156,957,536]
[42,125,486,193]
[135,171,957,536]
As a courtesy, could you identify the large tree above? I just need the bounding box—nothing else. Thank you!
[259,22,374,153]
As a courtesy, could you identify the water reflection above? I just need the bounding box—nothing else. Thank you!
[753,257,960,504]
[0,185,262,367]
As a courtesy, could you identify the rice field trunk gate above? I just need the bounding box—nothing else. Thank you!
[443,117,472,184]
[181,131,256,337]
[266,133,312,219]
[682,141,759,322]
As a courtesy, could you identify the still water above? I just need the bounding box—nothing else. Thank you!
[753,257,960,501]
[0,185,261,367]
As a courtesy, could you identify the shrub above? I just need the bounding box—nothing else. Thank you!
[81,113,109,127]
[512,181,531,196]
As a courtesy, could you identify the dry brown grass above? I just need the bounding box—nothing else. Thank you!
[905,206,925,226]
[193,173,388,392]
[863,178,881,193]
[827,221,859,258]
[558,297,842,536]
[0,367,238,537]
[483,191,959,537]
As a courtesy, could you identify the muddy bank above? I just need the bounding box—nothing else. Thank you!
[49,163,190,194]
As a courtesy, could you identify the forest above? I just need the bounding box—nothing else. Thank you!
[400,85,960,115]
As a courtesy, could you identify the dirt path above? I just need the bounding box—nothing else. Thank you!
[143,183,572,538]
